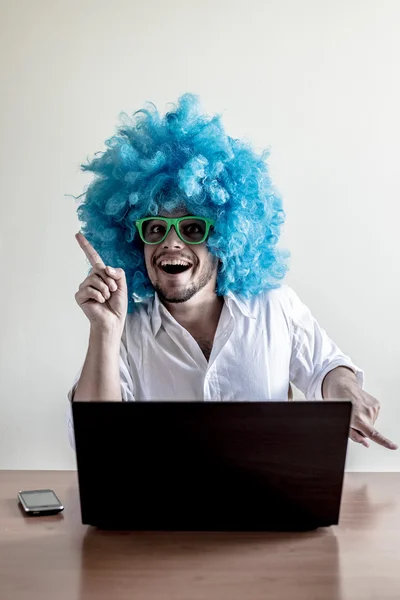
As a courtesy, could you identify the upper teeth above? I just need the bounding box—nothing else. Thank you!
[160,260,191,267]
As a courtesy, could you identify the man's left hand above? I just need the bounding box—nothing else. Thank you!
[322,367,398,450]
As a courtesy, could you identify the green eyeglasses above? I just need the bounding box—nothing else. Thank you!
[135,216,215,245]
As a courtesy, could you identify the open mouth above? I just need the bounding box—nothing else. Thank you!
[161,264,191,274]
[157,260,193,275]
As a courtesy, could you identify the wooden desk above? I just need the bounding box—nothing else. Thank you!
[0,471,399,600]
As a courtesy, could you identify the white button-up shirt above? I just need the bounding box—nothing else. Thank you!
[67,285,363,448]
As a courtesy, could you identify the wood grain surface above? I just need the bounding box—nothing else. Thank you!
[0,471,399,600]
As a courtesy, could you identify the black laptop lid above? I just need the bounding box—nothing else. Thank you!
[72,400,351,531]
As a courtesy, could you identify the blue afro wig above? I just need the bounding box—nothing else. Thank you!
[76,93,289,312]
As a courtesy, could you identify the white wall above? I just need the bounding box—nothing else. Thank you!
[0,0,399,470]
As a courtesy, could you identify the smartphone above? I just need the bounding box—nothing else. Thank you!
[17,489,64,516]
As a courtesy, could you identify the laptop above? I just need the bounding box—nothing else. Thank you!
[72,400,352,531]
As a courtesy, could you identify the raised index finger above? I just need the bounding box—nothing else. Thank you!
[75,232,105,268]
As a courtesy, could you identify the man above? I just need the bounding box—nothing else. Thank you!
[68,93,397,452]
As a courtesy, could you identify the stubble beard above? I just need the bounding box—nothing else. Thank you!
[154,258,218,304]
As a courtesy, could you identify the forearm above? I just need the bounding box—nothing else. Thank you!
[73,326,122,402]
[322,366,358,399]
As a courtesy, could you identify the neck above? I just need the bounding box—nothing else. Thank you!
[162,289,224,333]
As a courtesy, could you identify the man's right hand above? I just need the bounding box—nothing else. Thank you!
[74,232,128,334]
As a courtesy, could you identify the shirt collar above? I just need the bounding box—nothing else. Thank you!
[149,290,256,337]
[224,291,257,320]
[149,293,164,337]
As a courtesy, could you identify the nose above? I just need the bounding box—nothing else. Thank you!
[162,225,185,249]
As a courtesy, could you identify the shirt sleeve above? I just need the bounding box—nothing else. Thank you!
[67,329,135,450]
[286,286,364,399]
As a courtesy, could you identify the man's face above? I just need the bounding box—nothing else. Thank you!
[143,210,219,303]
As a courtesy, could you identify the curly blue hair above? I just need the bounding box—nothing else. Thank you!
[76,93,289,312]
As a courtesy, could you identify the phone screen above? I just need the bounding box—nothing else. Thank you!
[20,490,61,508]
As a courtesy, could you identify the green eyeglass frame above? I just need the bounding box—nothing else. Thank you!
[135,216,215,245]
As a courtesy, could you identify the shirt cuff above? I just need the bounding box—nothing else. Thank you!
[310,360,364,400]
[67,403,76,451]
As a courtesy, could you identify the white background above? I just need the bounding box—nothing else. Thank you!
[0,0,399,470]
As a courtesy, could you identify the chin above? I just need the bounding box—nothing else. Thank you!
[155,283,199,304]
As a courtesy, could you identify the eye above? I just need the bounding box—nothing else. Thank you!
[186,224,200,234]
[150,224,166,234]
